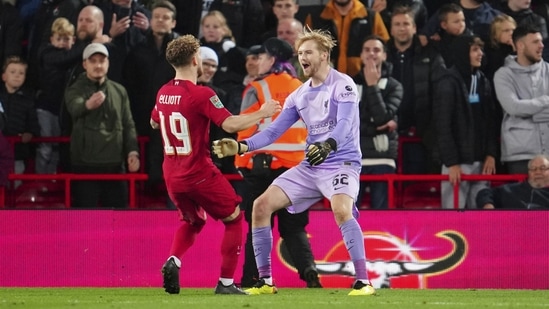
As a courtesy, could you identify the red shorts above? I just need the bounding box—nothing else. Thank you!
[166,168,242,225]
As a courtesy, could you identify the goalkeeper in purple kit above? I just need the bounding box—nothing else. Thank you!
[212,27,375,296]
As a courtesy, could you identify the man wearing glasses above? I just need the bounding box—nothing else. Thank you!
[476,154,549,209]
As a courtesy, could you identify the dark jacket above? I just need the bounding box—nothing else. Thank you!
[65,73,138,167]
[432,37,497,167]
[0,1,23,63]
[419,1,500,42]
[386,35,445,138]
[36,42,86,115]
[26,0,89,88]
[476,181,549,209]
[201,37,247,94]
[499,4,548,40]
[97,1,150,83]
[354,62,403,160]
[123,30,178,136]
[0,132,13,186]
[122,30,177,184]
[431,31,474,68]
[0,86,40,160]
[210,0,265,48]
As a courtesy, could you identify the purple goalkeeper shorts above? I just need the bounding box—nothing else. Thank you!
[271,162,360,215]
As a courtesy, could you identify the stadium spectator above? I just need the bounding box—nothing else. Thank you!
[354,35,402,209]
[213,27,376,296]
[304,0,390,77]
[277,18,305,81]
[429,3,473,67]
[497,0,549,61]
[243,45,262,86]
[64,43,139,208]
[150,35,281,295]
[196,46,240,188]
[35,17,77,174]
[25,0,89,89]
[386,6,445,175]
[0,56,40,185]
[484,14,517,81]
[433,35,497,209]
[0,0,23,65]
[484,14,517,172]
[495,0,548,39]
[210,0,265,47]
[236,37,321,289]
[199,11,247,102]
[383,0,429,31]
[260,0,299,41]
[97,0,151,83]
[57,5,112,172]
[419,0,500,45]
[0,104,13,187]
[123,0,178,204]
[476,154,549,209]
[494,25,549,174]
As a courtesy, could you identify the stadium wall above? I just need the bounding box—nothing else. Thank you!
[1,210,548,289]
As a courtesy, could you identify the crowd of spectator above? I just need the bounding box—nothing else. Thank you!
[1,0,549,209]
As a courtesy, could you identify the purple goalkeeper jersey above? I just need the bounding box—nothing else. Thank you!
[245,68,361,168]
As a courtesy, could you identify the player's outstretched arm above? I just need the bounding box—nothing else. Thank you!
[212,138,248,158]
[221,99,281,133]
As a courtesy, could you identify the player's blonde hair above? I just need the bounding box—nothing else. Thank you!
[166,35,200,68]
[51,17,75,37]
[295,26,337,59]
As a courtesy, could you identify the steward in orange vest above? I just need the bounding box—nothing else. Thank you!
[235,40,307,170]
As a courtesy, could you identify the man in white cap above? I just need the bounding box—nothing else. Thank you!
[64,43,140,208]
[197,46,241,188]
[198,46,219,85]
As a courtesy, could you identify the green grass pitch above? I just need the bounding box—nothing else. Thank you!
[1,288,548,309]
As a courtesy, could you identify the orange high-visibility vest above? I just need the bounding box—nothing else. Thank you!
[235,72,306,169]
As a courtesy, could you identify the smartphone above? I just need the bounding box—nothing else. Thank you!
[117,7,132,19]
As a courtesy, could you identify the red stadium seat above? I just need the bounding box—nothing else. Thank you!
[400,181,441,209]
[13,181,65,208]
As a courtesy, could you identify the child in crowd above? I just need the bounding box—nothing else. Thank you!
[199,10,246,92]
[0,56,40,186]
[484,14,517,80]
[431,3,472,67]
[35,17,76,174]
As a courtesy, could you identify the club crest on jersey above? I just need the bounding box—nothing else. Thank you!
[210,95,223,108]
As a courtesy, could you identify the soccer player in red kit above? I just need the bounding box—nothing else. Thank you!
[150,35,281,295]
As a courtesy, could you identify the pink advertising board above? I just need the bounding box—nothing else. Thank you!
[0,210,548,289]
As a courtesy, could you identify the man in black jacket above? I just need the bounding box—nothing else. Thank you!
[354,35,403,209]
[476,155,549,209]
[122,0,178,206]
[386,5,445,174]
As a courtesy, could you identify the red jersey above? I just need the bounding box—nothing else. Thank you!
[151,79,231,186]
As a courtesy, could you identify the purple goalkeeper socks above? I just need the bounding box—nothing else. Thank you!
[252,226,273,278]
[340,218,369,281]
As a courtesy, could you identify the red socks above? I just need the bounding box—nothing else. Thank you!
[220,211,243,279]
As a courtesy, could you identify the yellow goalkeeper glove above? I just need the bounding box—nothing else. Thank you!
[212,138,248,158]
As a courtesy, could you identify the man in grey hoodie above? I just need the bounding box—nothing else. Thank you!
[494,24,549,174]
